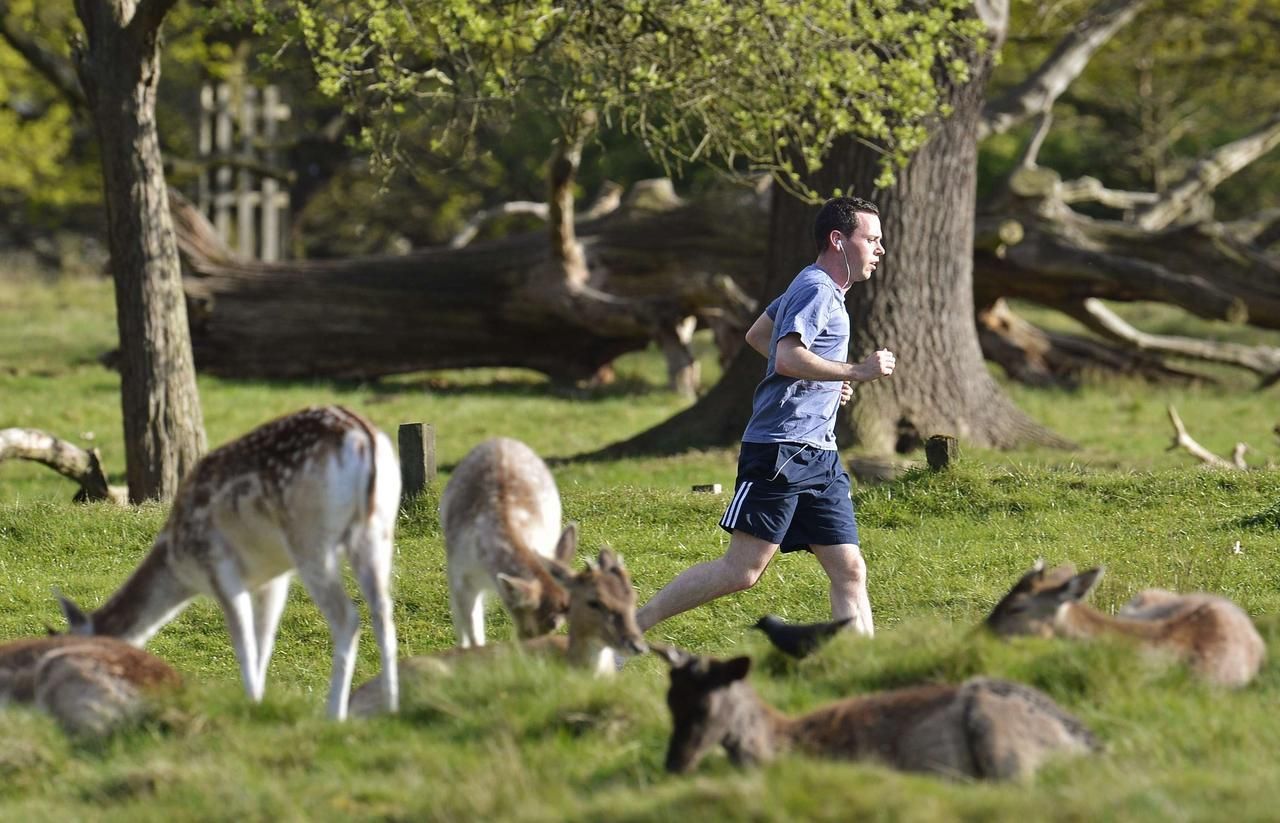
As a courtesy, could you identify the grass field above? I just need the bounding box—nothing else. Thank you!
[2,271,1279,821]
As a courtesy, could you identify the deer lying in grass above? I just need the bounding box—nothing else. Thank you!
[654,646,1098,780]
[442,437,576,647]
[0,635,180,736]
[985,561,1264,688]
[349,548,647,716]
[56,406,401,720]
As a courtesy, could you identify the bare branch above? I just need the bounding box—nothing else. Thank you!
[449,201,549,249]
[0,1,87,108]
[1136,114,1280,231]
[980,0,1147,140]
[1218,208,1280,247]
[1016,112,1054,169]
[0,429,127,503]
[1072,298,1280,378]
[1165,406,1247,470]
[1058,176,1159,209]
[448,180,623,249]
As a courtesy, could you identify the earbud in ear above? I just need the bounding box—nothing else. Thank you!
[836,240,844,251]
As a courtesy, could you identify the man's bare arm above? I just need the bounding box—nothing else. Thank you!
[745,312,774,357]
[774,334,896,382]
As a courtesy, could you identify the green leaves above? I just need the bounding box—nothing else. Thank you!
[286,0,987,193]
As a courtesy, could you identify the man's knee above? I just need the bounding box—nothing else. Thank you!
[816,544,866,586]
[721,556,768,593]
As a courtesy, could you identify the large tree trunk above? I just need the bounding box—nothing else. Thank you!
[613,2,1065,458]
[823,44,1068,452]
[74,0,206,502]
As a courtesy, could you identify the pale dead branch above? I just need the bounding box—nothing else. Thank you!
[1074,298,1280,379]
[1136,114,1280,231]
[1165,406,1247,470]
[980,0,1148,140]
[0,429,128,503]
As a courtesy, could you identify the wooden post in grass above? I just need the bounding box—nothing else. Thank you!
[398,423,436,499]
[925,435,959,471]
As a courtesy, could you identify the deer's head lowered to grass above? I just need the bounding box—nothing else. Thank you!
[348,547,647,716]
[441,437,577,647]
[55,405,401,720]
[986,560,1264,688]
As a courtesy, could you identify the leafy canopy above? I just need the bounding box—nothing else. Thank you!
[268,0,985,193]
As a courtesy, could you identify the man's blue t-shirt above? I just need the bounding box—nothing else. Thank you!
[741,265,849,450]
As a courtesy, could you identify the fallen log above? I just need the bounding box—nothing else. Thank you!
[0,429,127,503]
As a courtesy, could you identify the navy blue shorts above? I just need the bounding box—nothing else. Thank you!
[719,441,859,553]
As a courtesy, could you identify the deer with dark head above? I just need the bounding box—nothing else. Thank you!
[655,646,1098,780]
[986,560,1264,688]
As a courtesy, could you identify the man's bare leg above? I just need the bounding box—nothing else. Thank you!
[811,542,873,637]
[636,530,779,632]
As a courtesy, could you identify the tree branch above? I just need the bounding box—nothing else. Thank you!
[0,429,127,503]
[0,1,87,108]
[1071,298,1280,378]
[980,0,1147,140]
[1136,114,1280,231]
[1165,406,1247,470]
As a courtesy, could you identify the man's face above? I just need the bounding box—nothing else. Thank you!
[842,213,885,282]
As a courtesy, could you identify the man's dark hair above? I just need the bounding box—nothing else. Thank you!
[813,196,879,252]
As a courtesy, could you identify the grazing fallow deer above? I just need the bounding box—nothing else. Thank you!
[654,646,1098,780]
[985,561,1264,688]
[441,437,576,647]
[0,635,180,736]
[56,406,401,720]
[348,548,647,716]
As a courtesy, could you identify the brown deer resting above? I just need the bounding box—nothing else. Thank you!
[56,406,402,720]
[349,548,647,716]
[654,646,1099,780]
[986,561,1265,688]
[0,636,180,736]
[442,437,576,647]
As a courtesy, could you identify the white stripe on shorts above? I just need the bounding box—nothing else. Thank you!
[720,481,753,529]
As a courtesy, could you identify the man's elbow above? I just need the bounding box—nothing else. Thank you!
[774,352,801,378]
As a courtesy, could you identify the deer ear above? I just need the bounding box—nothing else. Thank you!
[712,656,752,686]
[496,573,539,607]
[651,643,692,668]
[55,588,91,634]
[597,546,624,572]
[1064,566,1104,601]
[554,523,578,566]
[542,558,576,588]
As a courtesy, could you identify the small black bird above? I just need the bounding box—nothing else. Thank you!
[752,614,855,660]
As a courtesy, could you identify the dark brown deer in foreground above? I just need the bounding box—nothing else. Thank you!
[0,635,180,736]
[654,646,1098,780]
[986,561,1264,688]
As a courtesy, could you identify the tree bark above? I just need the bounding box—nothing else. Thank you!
[813,7,1066,453]
[74,0,206,502]
[174,182,764,383]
